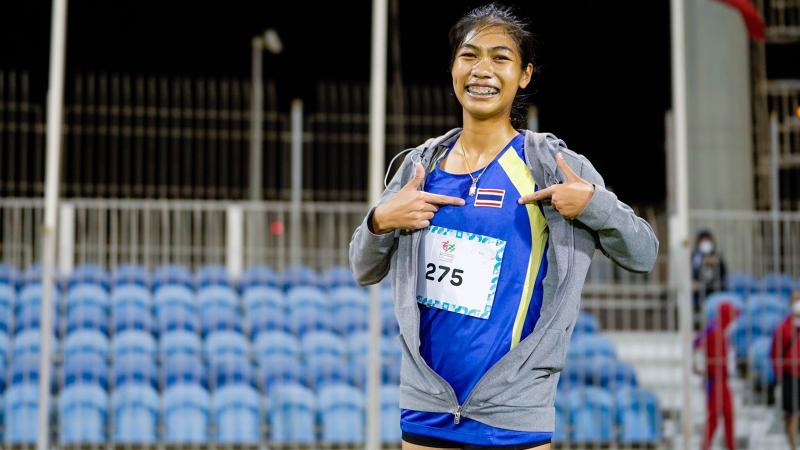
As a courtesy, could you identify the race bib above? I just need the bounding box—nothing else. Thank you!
[416,225,506,319]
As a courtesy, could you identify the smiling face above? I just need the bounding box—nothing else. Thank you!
[451,25,533,123]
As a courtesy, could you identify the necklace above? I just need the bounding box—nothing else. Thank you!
[459,140,501,196]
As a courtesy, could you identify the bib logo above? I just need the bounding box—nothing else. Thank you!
[438,239,456,262]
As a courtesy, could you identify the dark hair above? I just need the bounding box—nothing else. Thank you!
[448,3,537,129]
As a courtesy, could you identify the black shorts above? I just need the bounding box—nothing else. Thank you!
[402,431,551,449]
[783,373,800,413]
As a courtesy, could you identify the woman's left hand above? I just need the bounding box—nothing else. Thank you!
[517,152,595,220]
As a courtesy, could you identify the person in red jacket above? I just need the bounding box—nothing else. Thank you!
[694,302,739,450]
[770,290,800,449]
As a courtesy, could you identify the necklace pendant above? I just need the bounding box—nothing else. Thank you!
[468,182,477,196]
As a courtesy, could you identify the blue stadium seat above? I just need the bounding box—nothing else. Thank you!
[111,383,160,443]
[113,330,157,360]
[381,384,401,443]
[67,264,110,291]
[382,335,402,363]
[0,303,10,334]
[0,263,20,288]
[0,330,9,364]
[573,311,600,335]
[65,303,109,336]
[12,329,57,360]
[21,264,43,287]
[330,286,368,311]
[3,383,42,443]
[728,272,758,297]
[113,303,154,334]
[301,331,346,360]
[567,334,617,361]
[160,331,203,360]
[267,382,316,444]
[213,384,262,443]
[197,284,238,312]
[589,357,638,389]
[249,306,291,337]
[253,331,301,361]
[154,284,195,314]
[257,355,304,394]
[0,356,5,392]
[158,303,200,335]
[64,329,110,360]
[615,386,662,443]
[567,387,615,443]
[318,383,365,444]
[163,355,207,389]
[239,266,280,290]
[66,282,110,312]
[304,354,355,389]
[559,359,592,390]
[163,384,211,443]
[58,383,109,443]
[346,332,371,361]
[16,283,60,315]
[704,291,744,322]
[761,272,795,298]
[333,303,369,335]
[749,336,776,386]
[63,353,109,389]
[196,264,231,289]
[211,355,255,389]
[111,284,151,310]
[286,285,327,310]
[752,311,785,336]
[745,293,789,317]
[243,285,286,313]
[0,283,15,310]
[201,305,244,337]
[323,265,358,289]
[112,264,150,289]
[152,264,194,291]
[291,304,334,336]
[113,354,158,389]
[205,331,250,364]
[280,266,321,290]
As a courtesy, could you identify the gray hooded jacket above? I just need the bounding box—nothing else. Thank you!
[348,128,659,432]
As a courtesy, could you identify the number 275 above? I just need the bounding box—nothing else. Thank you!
[425,263,463,286]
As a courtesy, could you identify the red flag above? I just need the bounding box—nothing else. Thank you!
[711,0,766,41]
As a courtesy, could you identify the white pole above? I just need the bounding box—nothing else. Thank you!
[40,1,68,449]
[670,0,694,448]
[367,0,388,449]
[249,36,264,201]
[290,99,303,268]
[770,112,780,272]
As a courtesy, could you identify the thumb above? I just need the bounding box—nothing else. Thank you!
[402,162,426,191]
[556,152,580,181]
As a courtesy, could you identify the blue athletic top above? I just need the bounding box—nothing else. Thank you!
[400,132,552,445]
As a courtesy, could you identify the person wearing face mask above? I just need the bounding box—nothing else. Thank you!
[349,3,659,449]
[693,302,740,450]
[691,229,728,314]
[770,290,800,449]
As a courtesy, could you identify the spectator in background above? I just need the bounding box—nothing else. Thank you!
[694,302,739,450]
[770,290,800,449]
[692,229,727,313]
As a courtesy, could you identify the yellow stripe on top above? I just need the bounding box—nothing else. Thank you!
[497,146,549,350]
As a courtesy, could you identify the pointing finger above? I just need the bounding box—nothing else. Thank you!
[423,192,466,206]
[517,185,557,204]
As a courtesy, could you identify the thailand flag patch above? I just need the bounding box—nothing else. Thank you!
[474,188,505,208]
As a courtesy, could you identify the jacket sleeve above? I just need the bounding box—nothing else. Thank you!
[348,151,414,287]
[573,156,660,274]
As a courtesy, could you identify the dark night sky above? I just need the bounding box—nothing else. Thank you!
[9,0,785,208]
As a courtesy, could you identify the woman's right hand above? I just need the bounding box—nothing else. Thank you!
[371,162,465,234]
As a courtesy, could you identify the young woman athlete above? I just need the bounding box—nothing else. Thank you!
[350,4,659,450]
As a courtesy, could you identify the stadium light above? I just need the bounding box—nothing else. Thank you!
[249,28,282,201]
